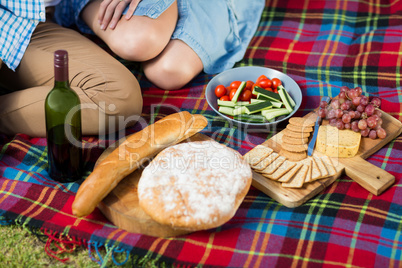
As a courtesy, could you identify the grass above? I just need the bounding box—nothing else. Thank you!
[0,224,144,267]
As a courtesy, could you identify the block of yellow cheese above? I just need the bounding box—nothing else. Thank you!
[315,125,361,158]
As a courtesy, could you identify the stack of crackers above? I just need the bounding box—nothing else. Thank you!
[279,117,315,161]
[244,145,339,188]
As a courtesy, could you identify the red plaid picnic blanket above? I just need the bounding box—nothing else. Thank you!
[1,0,402,267]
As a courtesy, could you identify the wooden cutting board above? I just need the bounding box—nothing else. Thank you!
[96,110,401,236]
[252,110,402,207]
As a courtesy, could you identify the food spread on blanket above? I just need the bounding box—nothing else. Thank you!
[73,72,393,233]
[214,75,296,123]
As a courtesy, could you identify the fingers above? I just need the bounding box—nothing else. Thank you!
[125,0,141,20]
[98,0,130,30]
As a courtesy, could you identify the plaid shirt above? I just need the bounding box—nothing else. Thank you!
[0,1,46,71]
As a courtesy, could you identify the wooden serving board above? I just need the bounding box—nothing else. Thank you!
[252,110,402,207]
[96,111,401,236]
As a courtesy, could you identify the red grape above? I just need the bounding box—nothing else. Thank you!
[335,109,343,118]
[318,108,327,118]
[329,118,338,126]
[355,87,363,96]
[339,91,347,100]
[356,104,365,113]
[377,127,387,139]
[320,101,328,108]
[369,130,377,139]
[367,116,378,129]
[374,109,382,118]
[361,128,370,137]
[336,120,345,130]
[352,97,361,106]
[360,96,369,106]
[371,97,381,107]
[365,104,375,116]
[358,119,367,130]
[351,121,360,132]
[331,99,340,109]
[342,113,351,123]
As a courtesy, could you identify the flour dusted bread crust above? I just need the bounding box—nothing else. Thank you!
[72,112,208,217]
[137,140,252,231]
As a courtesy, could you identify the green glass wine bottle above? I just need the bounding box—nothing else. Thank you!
[45,50,82,182]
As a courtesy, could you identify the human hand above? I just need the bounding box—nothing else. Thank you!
[98,0,141,30]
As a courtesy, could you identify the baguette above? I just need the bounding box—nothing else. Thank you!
[72,111,208,217]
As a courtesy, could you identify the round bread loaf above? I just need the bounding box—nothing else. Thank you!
[137,140,252,231]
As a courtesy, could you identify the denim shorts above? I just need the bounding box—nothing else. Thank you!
[54,0,265,74]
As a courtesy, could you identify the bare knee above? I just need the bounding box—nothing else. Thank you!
[143,59,201,90]
[108,29,166,62]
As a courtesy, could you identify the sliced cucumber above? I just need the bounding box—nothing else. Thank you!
[277,85,294,113]
[231,81,247,103]
[233,106,247,115]
[234,114,267,124]
[245,100,273,114]
[252,86,281,102]
[271,101,283,108]
[284,87,296,107]
[218,106,235,116]
[261,108,290,121]
[250,99,265,104]
[217,100,236,107]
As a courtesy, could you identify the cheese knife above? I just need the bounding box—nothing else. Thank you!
[307,96,331,156]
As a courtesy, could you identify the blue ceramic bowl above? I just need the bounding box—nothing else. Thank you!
[206,66,302,131]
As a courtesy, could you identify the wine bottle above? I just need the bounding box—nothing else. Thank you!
[45,50,82,182]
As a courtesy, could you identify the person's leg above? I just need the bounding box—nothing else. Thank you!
[0,22,142,137]
[81,0,202,90]
[142,39,203,90]
[81,0,177,62]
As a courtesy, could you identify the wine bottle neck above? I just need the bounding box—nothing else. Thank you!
[54,65,69,84]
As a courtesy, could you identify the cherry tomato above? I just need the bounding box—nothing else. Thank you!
[239,90,252,101]
[245,80,254,91]
[272,78,282,89]
[229,88,237,101]
[220,95,230,101]
[214,84,227,98]
[258,78,273,89]
[256,75,268,84]
[230,81,242,90]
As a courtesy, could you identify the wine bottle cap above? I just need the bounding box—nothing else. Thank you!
[54,50,68,68]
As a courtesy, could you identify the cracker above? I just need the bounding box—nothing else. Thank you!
[260,156,286,175]
[252,152,279,171]
[244,145,273,166]
[302,158,313,183]
[281,142,308,153]
[286,124,314,133]
[310,156,322,181]
[281,163,309,188]
[282,135,309,145]
[289,117,315,127]
[265,160,297,180]
[279,148,307,161]
[321,155,337,176]
[282,129,311,139]
[313,156,329,177]
[277,162,303,182]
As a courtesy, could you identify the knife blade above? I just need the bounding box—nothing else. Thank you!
[307,96,331,156]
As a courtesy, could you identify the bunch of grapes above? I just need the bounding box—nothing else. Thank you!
[317,86,387,139]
